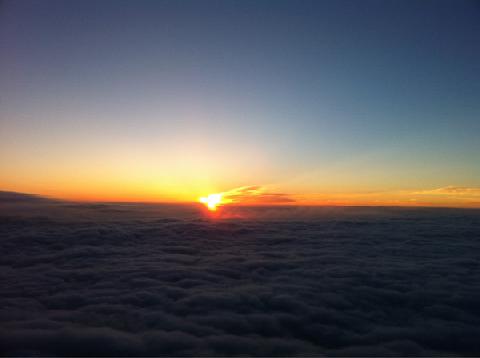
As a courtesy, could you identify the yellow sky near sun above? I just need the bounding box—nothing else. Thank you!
[1,130,479,207]
[1,145,480,208]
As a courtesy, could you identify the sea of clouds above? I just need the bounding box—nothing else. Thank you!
[1,195,480,356]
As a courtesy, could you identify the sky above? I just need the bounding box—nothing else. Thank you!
[1,0,479,206]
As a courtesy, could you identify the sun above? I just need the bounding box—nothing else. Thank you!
[199,193,223,211]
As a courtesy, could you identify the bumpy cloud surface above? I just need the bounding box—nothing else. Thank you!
[1,199,480,356]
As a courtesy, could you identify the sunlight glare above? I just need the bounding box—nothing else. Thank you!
[199,193,223,211]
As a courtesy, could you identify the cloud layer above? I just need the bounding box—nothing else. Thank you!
[413,186,480,196]
[1,201,480,356]
[221,186,295,204]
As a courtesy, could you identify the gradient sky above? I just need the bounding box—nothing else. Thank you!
[1,0,479,206]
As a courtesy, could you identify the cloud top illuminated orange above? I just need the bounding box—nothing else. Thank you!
[199,185,295,211]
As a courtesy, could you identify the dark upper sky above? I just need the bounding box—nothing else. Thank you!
[1,0,479,202]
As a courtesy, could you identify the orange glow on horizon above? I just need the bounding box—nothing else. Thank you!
[1,177,479,208]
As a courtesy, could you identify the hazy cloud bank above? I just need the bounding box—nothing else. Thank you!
[413,186,480,196]
[221,186,295,204]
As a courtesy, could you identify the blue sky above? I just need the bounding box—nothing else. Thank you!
[1,0,479,203]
